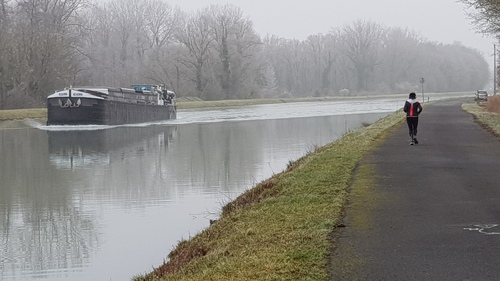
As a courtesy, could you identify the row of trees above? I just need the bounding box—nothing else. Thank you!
[0,0,490,109]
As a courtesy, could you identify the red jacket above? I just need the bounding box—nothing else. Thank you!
[403,99,422,117]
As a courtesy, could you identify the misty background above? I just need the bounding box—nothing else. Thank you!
[0,0,491,109]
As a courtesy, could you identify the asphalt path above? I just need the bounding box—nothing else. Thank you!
[329,99,500,280]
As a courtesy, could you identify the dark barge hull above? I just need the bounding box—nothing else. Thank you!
[47,98,176,125]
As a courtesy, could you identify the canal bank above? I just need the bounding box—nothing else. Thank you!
[134,99,500,281]
[133,108,408,280]
[0,100,396,280]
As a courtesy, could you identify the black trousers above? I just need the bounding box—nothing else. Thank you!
[406,117,419,137]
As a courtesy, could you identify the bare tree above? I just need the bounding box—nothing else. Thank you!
[377,27,422,93]
[460,0,500,37]
[275,38,307,96]
[77,3,114,85]
[109,0,134,82]
[207,4,259,99]
[228,12,261,98]
[80,0,184,88]
[304,34,339,96]
[3,0,86,108]
[460,0,500,90]
[206,4,237,99]
[144,0,181,48]
[176,10,214,97]
[339,20,385,93]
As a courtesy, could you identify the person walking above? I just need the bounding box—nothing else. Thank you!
[403,92,423,145]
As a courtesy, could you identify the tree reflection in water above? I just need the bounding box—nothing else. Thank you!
[0,125,176,280]
[0,103,395,280]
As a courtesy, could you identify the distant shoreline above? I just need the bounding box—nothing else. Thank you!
[0,92,473,122]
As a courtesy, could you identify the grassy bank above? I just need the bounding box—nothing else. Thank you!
[133,109,407,281]
[0,108,46,121]
[131,99,499,281]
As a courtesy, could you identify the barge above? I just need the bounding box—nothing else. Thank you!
[47,85,176,125]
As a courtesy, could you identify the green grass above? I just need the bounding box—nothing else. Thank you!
[133,110,406,281]
[0,108,46,121]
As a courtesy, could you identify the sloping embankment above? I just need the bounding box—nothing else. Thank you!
[134,109,407,281]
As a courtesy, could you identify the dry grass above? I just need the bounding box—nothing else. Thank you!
[463,99,500,137]
[486,95,500,114]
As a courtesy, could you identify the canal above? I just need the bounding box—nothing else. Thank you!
[1,97,410,280]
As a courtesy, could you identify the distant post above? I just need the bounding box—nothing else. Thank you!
[494,44,497,96]
[419,77,425,102]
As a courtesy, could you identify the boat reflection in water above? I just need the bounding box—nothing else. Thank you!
[1,107,393,280]
[47,125,176,170]
[0,125,177,280]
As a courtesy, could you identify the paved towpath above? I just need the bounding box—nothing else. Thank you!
[329,99,500,280]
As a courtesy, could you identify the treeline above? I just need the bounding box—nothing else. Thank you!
[0,0,490,109]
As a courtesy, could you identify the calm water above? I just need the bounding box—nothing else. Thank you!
[0,96,451,280]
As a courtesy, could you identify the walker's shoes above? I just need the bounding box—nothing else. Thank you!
[410,140,414,145]
[413,138,418,144]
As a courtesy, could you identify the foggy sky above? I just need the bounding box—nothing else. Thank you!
[167,0,495,66]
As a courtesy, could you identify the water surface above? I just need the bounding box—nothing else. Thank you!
[1,97,432,280]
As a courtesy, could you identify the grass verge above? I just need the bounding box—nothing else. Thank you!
[133,110,406,281]
[0,108,46,121]
[462,101,500,136]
